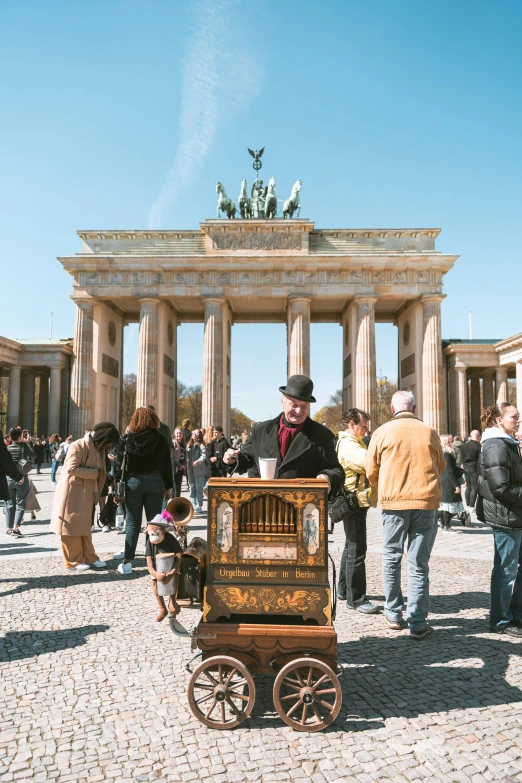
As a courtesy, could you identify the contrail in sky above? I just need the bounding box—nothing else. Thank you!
[148,0,262,228]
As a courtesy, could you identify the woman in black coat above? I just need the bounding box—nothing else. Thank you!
[477,403,522,637]
[113,407,173,576]
[438,435,467,530]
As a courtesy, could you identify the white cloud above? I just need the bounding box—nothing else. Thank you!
[148,0,262,228]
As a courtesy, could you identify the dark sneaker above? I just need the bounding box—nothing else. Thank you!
[11,529,23,538]
[490,624,522,637]
[336,594,347,602]
[410,624,434,640]
[356,599,379,614]
[385,616,403,631]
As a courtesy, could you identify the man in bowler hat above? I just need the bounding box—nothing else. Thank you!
[223,375,344,495]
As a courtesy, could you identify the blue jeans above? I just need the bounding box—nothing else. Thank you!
[189,473,206,509]
[51,460,60,482]
[382,509,438,631]
[124,472,165,561]
[5,476,30,529]
[490,528,522,629]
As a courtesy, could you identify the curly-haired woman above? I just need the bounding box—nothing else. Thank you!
[113,407,173,575]
[477,402,522,636]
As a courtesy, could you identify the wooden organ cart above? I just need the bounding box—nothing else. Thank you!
[182,477,342,732]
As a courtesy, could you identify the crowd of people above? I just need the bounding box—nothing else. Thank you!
[335,391,522,639]
[2,375,522,639]
[0,408,236,573]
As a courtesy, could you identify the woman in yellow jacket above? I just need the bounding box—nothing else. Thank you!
[336,408,378,613]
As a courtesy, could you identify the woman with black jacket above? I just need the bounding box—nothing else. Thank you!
[477,402,522,636]
[113,407,173,575]
[5,428,34,537]
[438,435,468,530]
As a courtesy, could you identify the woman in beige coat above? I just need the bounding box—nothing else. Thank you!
[51,422,120,573]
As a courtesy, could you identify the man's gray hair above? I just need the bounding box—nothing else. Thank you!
[391,390,416,412]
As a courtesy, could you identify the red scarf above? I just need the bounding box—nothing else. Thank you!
[278,415,305,459]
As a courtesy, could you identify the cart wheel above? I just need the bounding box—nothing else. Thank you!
[187,655,256,729]
[273,657,342,732]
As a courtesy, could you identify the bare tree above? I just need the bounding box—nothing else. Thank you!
[313,389,343,434]
[376,376,398,428]
[121,373,137,431]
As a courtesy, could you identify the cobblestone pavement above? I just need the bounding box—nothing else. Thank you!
[1,467,521,783]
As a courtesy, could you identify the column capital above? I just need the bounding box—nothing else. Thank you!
[138,296,160,305]
[421,293,445,304]
[288,295,312,303]
[354,295,377,304]
[71,296,94,311]
[454,365,467,373]
[202,295,226,305]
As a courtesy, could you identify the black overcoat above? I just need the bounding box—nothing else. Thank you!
[441,451,462,503]
[234,415,345,497]
[0,432,23,501]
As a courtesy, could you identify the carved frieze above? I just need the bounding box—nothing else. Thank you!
[102,353,119,378]
[401,353,415,379]
[163,354,175,378]
[211,232,302,251]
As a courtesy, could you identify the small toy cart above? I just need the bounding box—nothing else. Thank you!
[171,477,342,732]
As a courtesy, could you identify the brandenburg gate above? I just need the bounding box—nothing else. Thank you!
[59,219,457,437]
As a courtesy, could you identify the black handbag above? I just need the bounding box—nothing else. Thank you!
[328,478,360,524]
[97,496,117,528]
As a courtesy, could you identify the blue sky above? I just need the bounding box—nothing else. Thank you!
[1,0,521,421]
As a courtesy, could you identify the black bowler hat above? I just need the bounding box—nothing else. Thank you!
[279,375,316,403]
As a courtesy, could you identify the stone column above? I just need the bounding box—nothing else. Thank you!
[354,296,377,423]
[470,376,481,432]
[202,297,224,428]
[482,370,495,408]
[496,367,508,404]
[22,371,36,432]
[421,295,446,433]
[455,367,469,438]
[48,367,62,436]
[516,362,522,415]
[7,365,21,430]
[70,299,94,438]
[136,298,159,409]
[287,297,311,378]
[38,373,49,435]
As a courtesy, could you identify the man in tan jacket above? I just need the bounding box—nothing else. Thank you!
[366,390,445,640]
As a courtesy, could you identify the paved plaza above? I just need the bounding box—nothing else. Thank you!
[1,465,522,783]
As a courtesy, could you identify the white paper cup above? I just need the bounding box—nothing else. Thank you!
[259,458,277,480]
[156,553,176,596]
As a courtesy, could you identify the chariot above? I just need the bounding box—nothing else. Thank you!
[171,477,342,732]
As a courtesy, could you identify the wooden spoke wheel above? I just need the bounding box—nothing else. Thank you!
[188,655,256,729]
[273,657,342,732]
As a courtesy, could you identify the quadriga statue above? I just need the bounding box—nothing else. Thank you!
[216,182,237,219]
[238,180,252,219]
[283,179,302,219]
